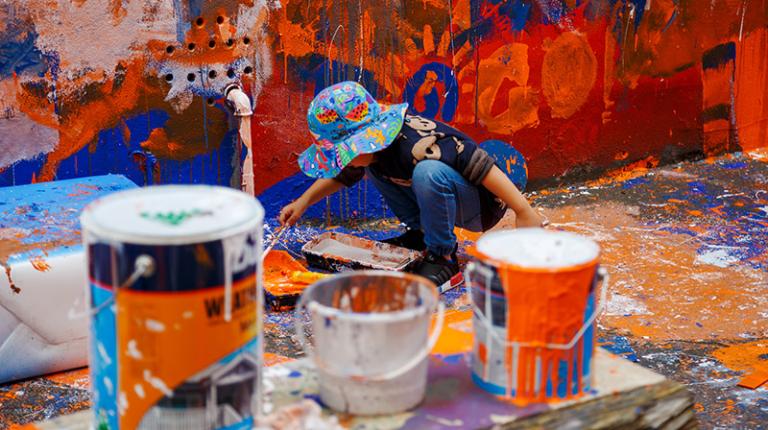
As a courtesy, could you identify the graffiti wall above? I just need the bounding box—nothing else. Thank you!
[1,1,767,220]
[0,0,274,188]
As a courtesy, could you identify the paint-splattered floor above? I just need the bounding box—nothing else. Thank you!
[1,152,767,429]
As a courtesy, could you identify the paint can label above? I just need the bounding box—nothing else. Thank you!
[466,229,600,405]
[86,224,262,429]
[468,261,596,401]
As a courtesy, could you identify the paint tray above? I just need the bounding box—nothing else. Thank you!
[301,232,422,273]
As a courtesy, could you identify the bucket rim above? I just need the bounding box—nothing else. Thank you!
[80,185,264,245]
[468,229,600,273]
[301,270,439,321]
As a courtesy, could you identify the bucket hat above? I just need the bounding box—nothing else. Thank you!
[298,81,408,178]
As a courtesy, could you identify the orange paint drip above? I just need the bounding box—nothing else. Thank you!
[495,259,596,404]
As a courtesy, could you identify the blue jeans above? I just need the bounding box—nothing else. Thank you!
[367,160,483,256]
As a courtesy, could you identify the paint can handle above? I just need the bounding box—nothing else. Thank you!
[68,254,156,320]
[465,263,609,350]
[294,280,446,382]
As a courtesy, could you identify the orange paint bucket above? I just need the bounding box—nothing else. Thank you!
[465,229,608,405]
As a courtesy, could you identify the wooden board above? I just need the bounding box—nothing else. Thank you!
[25,349,696,429]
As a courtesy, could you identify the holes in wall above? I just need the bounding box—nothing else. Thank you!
[207,97,215,106]
[208,70,217,79]
[164,73,174,82]
[226,38,234,47]
[195,17,205,27]
[166,45,175,54]
[208,39,216,49]
[187,73,196,82]
[243,37,251,45]
[243,66,253,74]
[187,42,196,51]
[227,69,236,79]
[216,16,225,24]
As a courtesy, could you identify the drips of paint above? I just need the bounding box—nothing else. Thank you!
[473,229,599,405]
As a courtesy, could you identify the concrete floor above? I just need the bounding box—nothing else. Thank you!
[1,152,767,429]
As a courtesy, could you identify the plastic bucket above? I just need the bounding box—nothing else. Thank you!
[295,271,444,415]
[81,186,264,430]
[465,228,608,405]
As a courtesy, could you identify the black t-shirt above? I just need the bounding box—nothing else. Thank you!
[335,115,507,230]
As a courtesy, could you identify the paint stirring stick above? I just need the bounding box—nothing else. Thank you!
[263,225,288,261]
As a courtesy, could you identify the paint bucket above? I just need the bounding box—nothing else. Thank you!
[295,271,444,415]
[465,228,608,405]
[80,185,264,430]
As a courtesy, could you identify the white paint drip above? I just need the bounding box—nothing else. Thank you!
[97,342,112,365]
[738,0,747,41]
[134,383,146,399]
[145,319,166,332]
[143,369,173,397]
[103,377,114,396]
[118,391,128,416]
[126,339,143,359]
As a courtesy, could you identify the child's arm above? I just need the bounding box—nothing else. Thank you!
[481,166,545,228]
[279,178,345,226]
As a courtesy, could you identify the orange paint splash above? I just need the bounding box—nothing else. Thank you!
[712,340,768,389]
[29,255,51,272]
[430,309,473,355]
[541,32,598,119]
[263,250,317,297]
[45,368,90,389]
[545,203,768,341]
[497,262,594,404]
[587,156,659,187]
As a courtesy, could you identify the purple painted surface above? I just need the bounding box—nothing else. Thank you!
[402,354,550,429]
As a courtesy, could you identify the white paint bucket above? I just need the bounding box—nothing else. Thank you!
[295,271,444,415]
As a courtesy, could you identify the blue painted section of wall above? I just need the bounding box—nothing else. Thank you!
[257,171,391,223]
[0,15,50,78]
[0,109,239,188]
[0,175,137,263]
[403,62,459,122]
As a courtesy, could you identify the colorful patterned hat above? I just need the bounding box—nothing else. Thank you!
[298,81,408,178]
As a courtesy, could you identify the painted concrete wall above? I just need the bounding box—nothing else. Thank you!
[1,1,767,220]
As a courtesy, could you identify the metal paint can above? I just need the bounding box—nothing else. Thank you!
[81,186,263,430]
[295,271,444,415]
[464,229,608,405]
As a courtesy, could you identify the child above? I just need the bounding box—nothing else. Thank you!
[279,82,544,288]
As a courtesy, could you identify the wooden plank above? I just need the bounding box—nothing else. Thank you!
[27,349,696,429]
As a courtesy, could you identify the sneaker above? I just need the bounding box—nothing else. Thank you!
[415,251,460,291]
[382,229,427,252]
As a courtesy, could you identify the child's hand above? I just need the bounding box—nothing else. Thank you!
[279,200,308,226]
[516,208,547,229]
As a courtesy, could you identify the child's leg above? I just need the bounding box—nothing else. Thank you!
[366,168,421,230]
[411,160,483,257]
